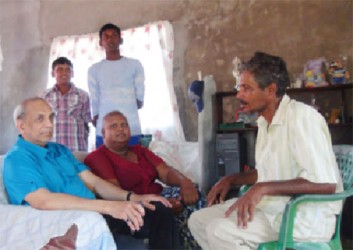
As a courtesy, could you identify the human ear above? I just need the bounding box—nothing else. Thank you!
[16,120,25,134]
[268,83,277,95]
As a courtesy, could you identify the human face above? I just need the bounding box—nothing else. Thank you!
[102,114,131,148]
[99,29,121,53]
[17,100,54,147]
[236,71,272,116]
[52,63,73,85]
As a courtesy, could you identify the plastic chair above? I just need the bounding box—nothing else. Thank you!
[238,145,353,250]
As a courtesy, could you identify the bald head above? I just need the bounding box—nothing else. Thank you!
[101,110,130,148]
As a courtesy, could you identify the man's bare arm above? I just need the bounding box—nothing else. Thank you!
[227,178,336,229]
[156,162,198,205]
[79,170,172,209]
[207,169,258,206]
[79,170,129,201]
[25,188,145,231]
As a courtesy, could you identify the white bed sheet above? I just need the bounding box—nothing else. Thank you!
[0,204,116,250]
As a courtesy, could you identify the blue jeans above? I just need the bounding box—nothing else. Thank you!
[95,134,142,149]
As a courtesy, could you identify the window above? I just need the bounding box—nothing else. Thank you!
[48,21,185,150]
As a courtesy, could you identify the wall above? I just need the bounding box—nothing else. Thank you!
[0,0,352,153]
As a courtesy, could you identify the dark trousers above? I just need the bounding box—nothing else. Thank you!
[103,201,178,249]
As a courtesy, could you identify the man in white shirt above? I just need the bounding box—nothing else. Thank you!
[88,23,145,148]
[188,52,343,250]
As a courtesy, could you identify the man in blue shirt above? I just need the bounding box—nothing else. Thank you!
[3,97,177,249]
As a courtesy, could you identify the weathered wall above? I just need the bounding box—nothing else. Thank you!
[0,0,352,153]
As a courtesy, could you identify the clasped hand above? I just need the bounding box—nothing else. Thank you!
[207,176,232,206]
[114,194,171,232]
[180,179,199,205]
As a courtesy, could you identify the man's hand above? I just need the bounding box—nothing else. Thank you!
[180,179,199,205]
[137,99,144,109]
[168,198,184,215]
[207,176,232,206]
[92,115,98,127]
[224,184,264,229]
[132,194,172,211]
[107,200,146,232]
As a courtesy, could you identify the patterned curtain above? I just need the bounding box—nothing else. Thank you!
[48,21,185,149]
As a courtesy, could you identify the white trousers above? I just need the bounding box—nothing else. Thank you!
[188,197,336,250]
[188,198,278,250]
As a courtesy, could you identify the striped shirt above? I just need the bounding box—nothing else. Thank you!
[41,83,91,151]
[255,95,343,240]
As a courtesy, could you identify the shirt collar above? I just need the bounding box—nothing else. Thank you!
[257,94,291,127]
[16,135,51,159]
[53,83,77,94]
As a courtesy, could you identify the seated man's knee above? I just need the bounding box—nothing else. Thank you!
[187,209,201,233]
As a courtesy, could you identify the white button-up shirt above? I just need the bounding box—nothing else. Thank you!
[255,95,343,240]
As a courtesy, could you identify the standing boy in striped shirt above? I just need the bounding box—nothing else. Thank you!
[41,57,91,151]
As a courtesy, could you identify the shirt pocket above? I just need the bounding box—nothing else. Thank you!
[56,154,79,177]
[45,97,58,113]
[66,95,81,118]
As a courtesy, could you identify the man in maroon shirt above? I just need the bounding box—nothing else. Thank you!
[85,110,206,249]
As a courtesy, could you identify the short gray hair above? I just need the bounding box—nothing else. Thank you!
[13,97,47,124]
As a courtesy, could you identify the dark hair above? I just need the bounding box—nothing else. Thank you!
[51,57,73,71]
[241,52,290,97]
[99,23,121,39]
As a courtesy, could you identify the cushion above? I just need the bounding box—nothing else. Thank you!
[149,140,200,184]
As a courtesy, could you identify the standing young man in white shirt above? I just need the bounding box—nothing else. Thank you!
[88,23,145,148]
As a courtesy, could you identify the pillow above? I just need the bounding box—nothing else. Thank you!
[149,140,200,184]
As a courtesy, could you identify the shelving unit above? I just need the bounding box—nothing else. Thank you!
[214,83,353,167]
[215,83,353,132]
[286,83,353,130]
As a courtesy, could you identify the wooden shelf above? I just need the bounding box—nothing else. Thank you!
[217,127,258,133]
[328,123,353,128]
[286,83,353,93]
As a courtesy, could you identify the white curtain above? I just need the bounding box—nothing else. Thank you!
[48,21,185,145]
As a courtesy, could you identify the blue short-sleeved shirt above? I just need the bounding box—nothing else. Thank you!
[3,136,95,205]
